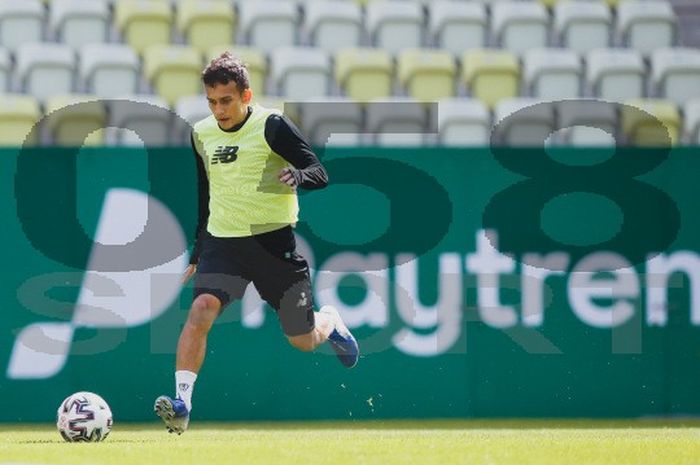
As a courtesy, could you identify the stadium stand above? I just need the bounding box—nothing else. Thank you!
[294,98,364,146]
[397,48,456,101]
[366,98,430,146]
[429,1,487,55]
[15,42,76,101]
[176,0,235,55]
[44,94,106,146]
[621,98,680,146]
[335,47,393,102]
[0,0,44,53]
[80,43,140,97]
[557,99,618,146]
[586,48,646,101]
[303,0,363,52]
[49,0,110,49]
[238,0,299,52]
[0,0,695,147]
[108,94,172,146]
[0,94,41,146]
[685,98,700,144]
[494,97,555,146]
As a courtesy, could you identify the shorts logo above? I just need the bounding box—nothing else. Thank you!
[211,146,239,164]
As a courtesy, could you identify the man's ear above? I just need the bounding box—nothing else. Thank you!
[242,88,253,104]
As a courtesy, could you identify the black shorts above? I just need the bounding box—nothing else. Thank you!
[193,226,315,337]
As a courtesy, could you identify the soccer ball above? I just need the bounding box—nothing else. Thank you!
[57,392,113,442]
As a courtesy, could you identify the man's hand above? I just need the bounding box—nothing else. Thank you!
[182,264,197,285]
[279,167,298,187]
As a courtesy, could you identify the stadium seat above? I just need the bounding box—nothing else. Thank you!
[108,94,172,146]
[586,48,645,101]
[557,99,618,146]
[0,47,9,91]
[621,98,680,146]
[523,48,582,100]
[207,45,268,97]
[49,0,109,48]
[366,1,423,54]
[553,1,611,54]
[115,0,173,55]
[44,94,107,146]
[0,94,41,146]
[397,48,456,101]
[429,1,487,55]
[684,98,700,145]
[238,0,298,53]
[650,47,700,107]
[270,46,330,99]
[335,47,393,102]
[616,0,675,55]
[176,0,235,54]
[461,49,520,109]
[174,94,209,144]
[80,43,140,97]
[16,42,76,102]
[494,97,555,146]
[491,2,549,55]
[143,44,202,106]
[0,0,44,53]
[437,98,491,147]
[366,98,431,146]
[295,98,364,146]
[303,0,362,52]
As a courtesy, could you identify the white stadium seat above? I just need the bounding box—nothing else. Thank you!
[296,98,364,146]
[524,48,582,100]
[175,94,210,144]
[437,98,491,147]
[586,48,645,101]
[366,1,424,54]
[50,0,110,48]
[16,42,76,102]
[0,46,9,91]
[271,46,330,99]
[557,99,618,146]
[80,43,140,97]
[650,47,700,107]
[366,98,431,147]
[429,1,487,55]
[491,2,549,55]
[554,1,611,54]
[684,98,700,145]
[108,94,172,147]
[0,0,44,53]
[616,0,675,55]
[494,97,555,146]
[303,0,362,52]
[238,0,299,53]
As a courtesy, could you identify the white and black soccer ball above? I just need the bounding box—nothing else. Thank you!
[57,392,113,442]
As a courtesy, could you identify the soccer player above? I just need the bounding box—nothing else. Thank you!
[154,52,359,435]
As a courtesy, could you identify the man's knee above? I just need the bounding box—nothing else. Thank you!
[288,332,316,352]
[187,294,222,330]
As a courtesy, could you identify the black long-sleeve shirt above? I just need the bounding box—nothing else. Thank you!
[190,107,328,264]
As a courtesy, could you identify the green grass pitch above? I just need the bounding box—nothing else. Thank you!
[2,420,700,465]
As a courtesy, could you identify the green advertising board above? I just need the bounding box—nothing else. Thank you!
[1,145,699,422]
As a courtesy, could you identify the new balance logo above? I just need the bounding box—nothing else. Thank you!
[178,383,190,393]
[211,146,239,164]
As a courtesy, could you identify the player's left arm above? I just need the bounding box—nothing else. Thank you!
[265,113,329,190]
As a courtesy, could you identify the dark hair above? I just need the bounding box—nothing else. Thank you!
[202,51,250,92]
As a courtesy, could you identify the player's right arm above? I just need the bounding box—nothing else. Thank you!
[185,132,210,283]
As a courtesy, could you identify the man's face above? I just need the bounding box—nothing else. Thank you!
[205,81,252,131]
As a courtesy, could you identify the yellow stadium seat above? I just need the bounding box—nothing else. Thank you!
[462,49,520,109]
[45,94,107,146]
[115,0,173,55]
[335,47,393,102]
[177,0,235,54]
[207,45,268,96]
[622,99,680,146]
[398,49,456,102]
[144,44,202,106]
[539,0,621,8]
[0,94,41,146]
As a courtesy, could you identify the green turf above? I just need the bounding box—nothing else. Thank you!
[1,420,700,465]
